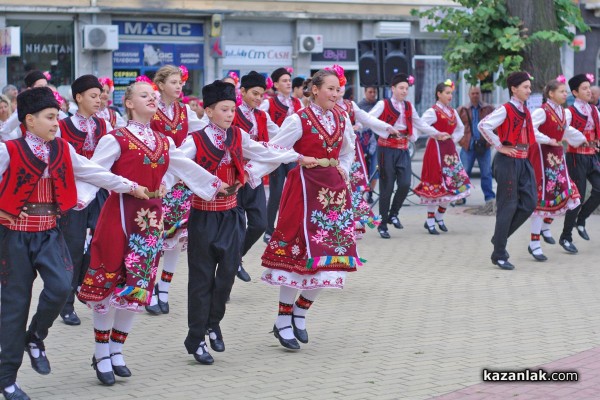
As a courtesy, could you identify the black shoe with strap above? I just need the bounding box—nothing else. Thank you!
[60,309,81,326]
[528,246,548,262]
[110,352,132,377]
[193,342,214,365]
[378,227,390,239]
[389,216,403,229]
[491,258,515,270]
[91,355,115,385]
[145,284,162,315]
[272,325,300,350]
[291,315,308,344]
[236,265,251,282]
[207,326,225,352]
[424,222,439,235]
[576,225,590,241]
[559,238,578,254]
[2,386,30,400]
[541,230,556,245]
[435,219,448,232]
[24,333,50,375]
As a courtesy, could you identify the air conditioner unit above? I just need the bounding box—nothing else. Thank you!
[83,25,119,51]
[298,34,323,53]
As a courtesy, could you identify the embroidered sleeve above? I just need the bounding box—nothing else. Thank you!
[478,106,506,149]
[531,108,551,145]
[563,109,587,147]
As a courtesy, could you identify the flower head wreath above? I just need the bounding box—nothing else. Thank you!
[325,64,347,87]
[179,65,189,83]
[586,73,595,84]
[443,79,455,90]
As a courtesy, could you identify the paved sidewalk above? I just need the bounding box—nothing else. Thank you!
[15,169,600,400]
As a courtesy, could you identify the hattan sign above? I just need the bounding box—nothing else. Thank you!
[25,43,72,54]
[223,45,292,66]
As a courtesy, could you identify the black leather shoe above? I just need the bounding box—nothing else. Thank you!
[491,258,515,270]
[528,246,547,262]
[291,315,308,344]
[24,333,50,375]
[236,265,251,282]
[366,192,374,204]
[424,222,439,235]
[207,327,225,352]
[60,310,81,326]
[145,284,162,315]
[91,355,115,385]
[389,216,403,229]
[155,283,170,314]
[263,233,271,244]
[576,225,590,241]
[378,228,390,239]
[193,343,214,365]
[541,230,556,245]
[110,352,132,377]
[435,219,448,232]
[272,325,300,350]
[559,238,578,254]
[2,386,30,400]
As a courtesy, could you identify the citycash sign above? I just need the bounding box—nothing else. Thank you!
[222,45,293,66]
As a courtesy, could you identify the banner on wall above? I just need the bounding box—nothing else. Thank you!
[222,45,292,67]
[113,42,203,69]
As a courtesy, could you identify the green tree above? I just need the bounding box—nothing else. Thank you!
[412,0,589,91]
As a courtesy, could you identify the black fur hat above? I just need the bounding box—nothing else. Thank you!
[271,67,291,83]
[17,87,60,122]
[202,80,236,108]
[71,74,103,98]
[24,70,47,88]
[241,71,267,90]
[568,74,590,92]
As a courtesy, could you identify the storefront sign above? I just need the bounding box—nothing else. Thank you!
[311,48,356,63]
[114,20,203,38]
[113,42,203,69]
[223,45,292,66]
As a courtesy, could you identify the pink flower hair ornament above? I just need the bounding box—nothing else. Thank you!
[98,77,114,93]
[228,71,240,87]
[407,75,415,86]
[586,73,595,84]
[286,67,294,75]
[326,64,347,87]
[179,65,189,83]
[556,75,566,84]
[52,90,65,106]
[136,75,158,91]
[43,71,52,81]
[266,77,274,90]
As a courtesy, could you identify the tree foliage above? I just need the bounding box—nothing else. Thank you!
[411,0,589,90]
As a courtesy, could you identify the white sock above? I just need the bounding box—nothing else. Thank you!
[93,308,115,373]
[292,289,322,330]
[109,309,136,367]
[435,203,449,222]
[530,216,544,255]
[426,205,436,227]
[158,247,180,303]
[26,332,44,359]
[196,341,209,355]
[3,384,15,393]
[541,218,553,237]
[276,286,298,340]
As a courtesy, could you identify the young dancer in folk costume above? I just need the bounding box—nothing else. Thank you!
[258,69,360,351]
[145,65,205,315]
[329,65,398,237]
[56,75,113,326]
[478,72,538,270]
[414,80,471,235]
[260,67,304,243]
[231,71,280,281]
[368,73,444,239]
[96,77,126,129]
[528,77,585,261]
[557,74,600,254]
[77,81,226,385]
[0,87,147,400]
[179,80,316,365]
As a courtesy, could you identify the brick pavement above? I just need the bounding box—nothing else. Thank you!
[13,155,600,400]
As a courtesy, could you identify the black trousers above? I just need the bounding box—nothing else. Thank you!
[0,226,72,388]
[491,154,537,261]
[237,183,267,257]
[184,207,245,354]
[377,146,412,231]
[561,153,600,241]
[266,162,297,236]
[58,189,107,312]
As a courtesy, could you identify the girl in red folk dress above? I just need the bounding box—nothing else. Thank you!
[259,70,362,350]
[77,82,225,386]
[145,65,205,315]
[329,64,397,238]
[96,77,126,129]
[414,80,471,234]
[528,78,585,261]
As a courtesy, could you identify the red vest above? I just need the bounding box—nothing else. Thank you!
[496,103,536,147]
[232,107,269,142]
[377,99,413,149]
[432,105,457,134]
[150,101,189,147]
[59,116,108,159]
[190,127,245,211]
[335,100,356,125]
[568,104,600,154]
[110,128,170,191]
[538,103,567,142]
[268,96,302,127]
[0,137,76,217]
[294,106,346,158]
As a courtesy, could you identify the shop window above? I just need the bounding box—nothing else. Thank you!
[7,19,74,89]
